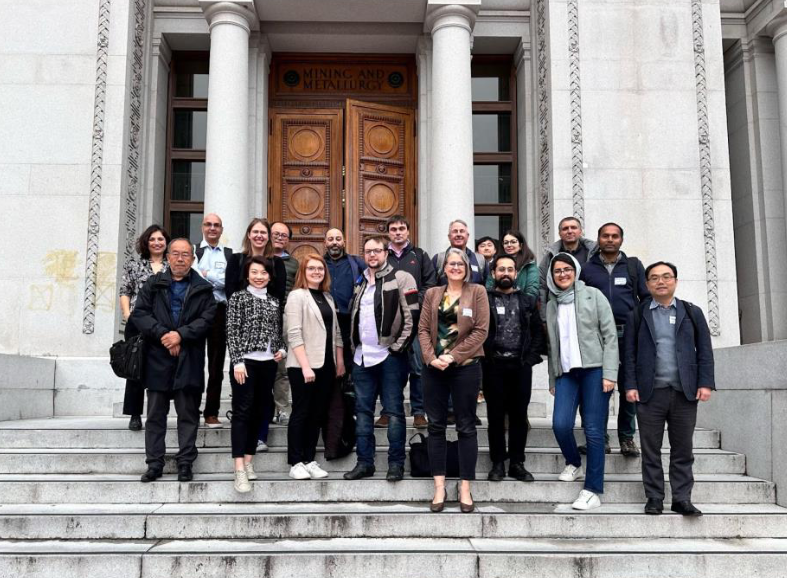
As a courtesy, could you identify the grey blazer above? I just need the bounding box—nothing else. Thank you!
[284,288,342,370]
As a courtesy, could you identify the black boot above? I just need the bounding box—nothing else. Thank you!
[487,462,506,482]
[509,462,535,482]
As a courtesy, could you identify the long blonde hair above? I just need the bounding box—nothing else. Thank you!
[240,218,273,258]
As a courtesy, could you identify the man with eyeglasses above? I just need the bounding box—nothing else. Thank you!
[194,213,232,428]
[432,219,488,286]
[344,235,419,482]
[132,238,217,483]
[579,222,649,457]
[623,261,715,517]
[269,221,298,426]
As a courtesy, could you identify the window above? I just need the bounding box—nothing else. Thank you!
[165,53,209,245]
[472,58,517,243]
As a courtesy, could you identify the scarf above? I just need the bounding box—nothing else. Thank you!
[546,253,582,304]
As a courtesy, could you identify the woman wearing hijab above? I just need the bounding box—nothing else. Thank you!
[545,252,618,510]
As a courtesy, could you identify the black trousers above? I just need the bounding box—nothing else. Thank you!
[637,387,698,502]
[287,362,334,465]
[122,319,145,416]
[230,359,277,458]
[145,388,202,471]
[203,301,227,418]
[482,358,532,464]
[424,363,481,480]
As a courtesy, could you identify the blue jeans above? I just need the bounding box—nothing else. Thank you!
[552,367,611,494]
[407,337,425,416]
[353,353,408,467]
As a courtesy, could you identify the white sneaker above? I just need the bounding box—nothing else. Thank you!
[277,411,290,425]
[558,464,582,482]
[234,469,251,493]
[304,461,329,479]
[245,462,258,481]
[289,462,310,480]
[572,489,601,510]
[257,441,269,453]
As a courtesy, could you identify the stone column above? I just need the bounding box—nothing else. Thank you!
[199,0,256,249]
[770,15,787,242]
[425,3,478,254]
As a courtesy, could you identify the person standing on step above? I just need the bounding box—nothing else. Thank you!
[432,219,488,286]
[485,230,539,299]
[324,228,367,378]
[483,255,545,483]
[624,261,715,517]
[385,214,436,430]
[118,224,170,432]
[546,253,618,511]
[226,256,286,493]
[285,253,345,480]
[194,213,232,430]
[476,236,500,268]
[269,221,299,427]
[131,238,217,483]
[344,236,419,483]
[419,248,489,513]
[580,222,649,458]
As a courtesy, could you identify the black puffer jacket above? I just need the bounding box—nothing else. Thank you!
[130,269,217,392]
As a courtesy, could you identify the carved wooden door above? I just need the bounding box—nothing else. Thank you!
[269,110,343,260]
[344,100,415,256]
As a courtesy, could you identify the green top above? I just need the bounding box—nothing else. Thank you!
[435,293,460,357]
[486,260,539,298]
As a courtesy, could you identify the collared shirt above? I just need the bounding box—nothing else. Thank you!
[562,242,590,266]
[353,270,390,368]
[650,298,681,390]
[600,252,622,274]
[390,241,410,259]
[196,240,228,303]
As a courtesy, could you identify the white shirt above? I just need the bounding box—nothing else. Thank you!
[353,274,390,368]
[196,240,228,303]
[557,302,583,373]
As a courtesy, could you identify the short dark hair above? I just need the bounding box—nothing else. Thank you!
[386,215,410,231]
[645,261,678,279]
[270,221,292,237]
[136,224,171,259]
[364,235,389,250]
[242,256,276,290]
[597,222,624,238]
[558,216,582,230]
[490,254,516,271]
[476,236,500,252]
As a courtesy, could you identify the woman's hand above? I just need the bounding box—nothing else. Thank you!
[302,366,316,383]
[549,387,555,396]
[602,379,615,393]
[437,354,454,366]
[234,364,247,385]
[430,358,449,371]
[336,358,346,378]
[274,350,285,363]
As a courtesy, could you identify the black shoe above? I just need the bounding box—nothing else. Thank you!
[128,415,143,431]
[620,438,640,457]
[343,463,375,480]
[386,464,404,482]
[430,488,448,513]
[509,462,535,482]
[140,468,162,483]
[446,412,456,426]
[671,500,702,516]
[177,464,193,482]
[645,498,663,515]
[487,462,506,482]
[578,443,612,455]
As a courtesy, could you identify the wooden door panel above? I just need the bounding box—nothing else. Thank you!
[345,100,414,256]
[270,111,343,260]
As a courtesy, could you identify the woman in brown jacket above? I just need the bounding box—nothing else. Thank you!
[419,247,490,513]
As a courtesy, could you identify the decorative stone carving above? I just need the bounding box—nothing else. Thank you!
[567,0,584,223]
[691,0,720,336]
[82,0,112,335]
[536,0,551,250]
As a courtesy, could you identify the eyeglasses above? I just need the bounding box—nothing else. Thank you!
[446,261,466,269]
[272,232,289,239]
[553,267,575,276]
[502,240,519,245]
[169,252,192,260]
[364,248,385,255]
[203,222,222,228]
[647,273,676,283]
[306,266,325,273]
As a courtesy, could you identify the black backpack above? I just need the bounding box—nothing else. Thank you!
[109,334,145,381]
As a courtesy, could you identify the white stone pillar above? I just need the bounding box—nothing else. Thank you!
[425,3,478,254]
[769,14,787,243]
[200,0,256,249]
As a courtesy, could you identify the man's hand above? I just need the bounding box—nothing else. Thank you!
[626,389,640,403]
[602,379,615,393]
[696,387,712,402]
[161,331,181,349]
[168,344,181,357]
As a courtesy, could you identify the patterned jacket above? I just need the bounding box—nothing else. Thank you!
[227,289,286,365]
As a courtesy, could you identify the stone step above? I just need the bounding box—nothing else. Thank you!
[2,537,787,578]
[0,473,774,504]
[0,417,722,450]
[0,447,744,475]
[2,503,786,540]
[111,399,550,418]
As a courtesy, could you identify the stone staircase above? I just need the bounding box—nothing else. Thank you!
[0,404,786,576]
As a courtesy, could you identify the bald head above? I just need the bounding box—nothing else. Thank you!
[202,213,223,246]
[325,228,346,259]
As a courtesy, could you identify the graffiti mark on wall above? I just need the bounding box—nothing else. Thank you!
[28,250,81,312]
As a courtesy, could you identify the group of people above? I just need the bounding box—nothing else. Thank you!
[119,212,715,516]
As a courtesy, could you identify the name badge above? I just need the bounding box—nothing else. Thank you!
[471,265,479,272]
[462,308,473,317]
[496,306,506,315]
[614,277,626,286]
[669,315,676,325]
[215,262,226,270]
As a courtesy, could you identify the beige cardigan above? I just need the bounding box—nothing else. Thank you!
[284,288,343,369]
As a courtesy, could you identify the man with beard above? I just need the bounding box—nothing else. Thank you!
[482,255,545,482]
[324,228,366,373]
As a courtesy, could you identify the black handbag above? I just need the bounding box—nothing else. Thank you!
[408,433,460,478]
[109,334,145,381]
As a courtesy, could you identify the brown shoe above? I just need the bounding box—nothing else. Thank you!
[374,415,389,428]
[204,416,222,429]
[413,415,428,429]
